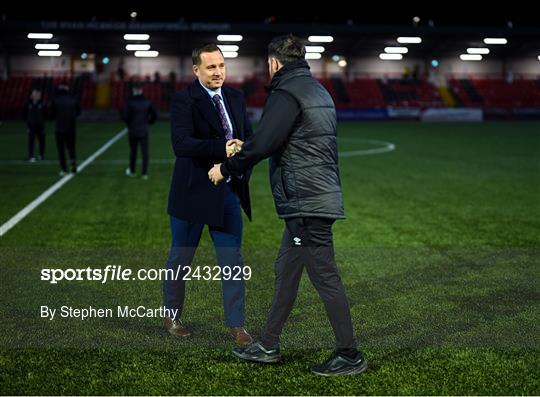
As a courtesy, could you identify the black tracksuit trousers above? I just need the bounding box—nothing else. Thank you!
[260,217,358,353]
[128,134,149,175]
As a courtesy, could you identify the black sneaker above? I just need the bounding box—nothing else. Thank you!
[232,341,282,364]
[310,351,368,376]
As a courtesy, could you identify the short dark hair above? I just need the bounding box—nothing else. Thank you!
[268,34,305,65]
[192,43,223,66]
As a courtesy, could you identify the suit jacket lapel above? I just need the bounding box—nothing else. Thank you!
[189,81,225,135]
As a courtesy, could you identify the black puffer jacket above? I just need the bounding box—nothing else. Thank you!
[222,60,345,219]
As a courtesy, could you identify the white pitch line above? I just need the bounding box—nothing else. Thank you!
[0,138,396,166]
[0,134,392,236]
[339,138,396,157]
[340,144,396,157]
[0,129,127,237]
[0,159,174,165]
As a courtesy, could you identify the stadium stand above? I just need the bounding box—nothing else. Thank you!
[1,75,539,119]
[0,74,95,119]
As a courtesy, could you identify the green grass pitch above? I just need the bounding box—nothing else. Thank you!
[0,120,538,395]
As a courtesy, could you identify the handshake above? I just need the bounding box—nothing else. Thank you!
[226,138,244,158]
[209,139,244,186]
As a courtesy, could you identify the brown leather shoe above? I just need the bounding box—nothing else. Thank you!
[230,327,253,347]
[164,317,191,337]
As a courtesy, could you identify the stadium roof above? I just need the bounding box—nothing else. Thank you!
[1,13,539,59]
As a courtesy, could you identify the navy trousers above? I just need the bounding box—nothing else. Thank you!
[163,184,245,327]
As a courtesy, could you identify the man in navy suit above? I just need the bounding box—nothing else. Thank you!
[163,43,254,346]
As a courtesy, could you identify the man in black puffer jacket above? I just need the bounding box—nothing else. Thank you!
[208,35,367,376]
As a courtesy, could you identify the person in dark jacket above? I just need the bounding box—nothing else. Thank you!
[208,35,367,376]
[163,43,254,347]
[23,89,47,162]
[50,84,81,175]
[122,84,157,179]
